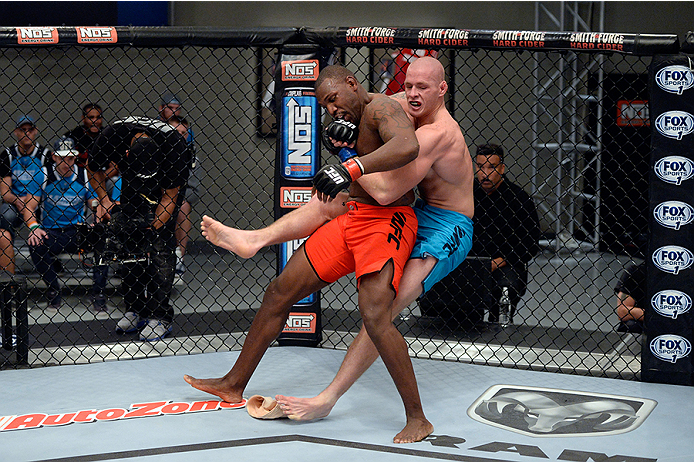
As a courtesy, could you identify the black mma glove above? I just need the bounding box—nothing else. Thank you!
[322,119,358,162]
[312,157,365,198]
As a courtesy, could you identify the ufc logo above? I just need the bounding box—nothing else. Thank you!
[325,167,346,184]
[387,212,407,250]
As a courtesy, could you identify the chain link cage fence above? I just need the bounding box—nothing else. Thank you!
[0,27,679,381]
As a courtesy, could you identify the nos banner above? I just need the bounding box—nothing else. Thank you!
[274,45,323,347]
[643,55,694,385]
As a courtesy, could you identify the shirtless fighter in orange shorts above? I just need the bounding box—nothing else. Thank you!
[185,65,433,443]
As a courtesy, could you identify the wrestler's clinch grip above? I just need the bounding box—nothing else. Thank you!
[313,157,364,198]
[322,119,358,162]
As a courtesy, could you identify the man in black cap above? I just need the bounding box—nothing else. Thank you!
[88,116,191,341]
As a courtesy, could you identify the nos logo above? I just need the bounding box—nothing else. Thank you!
[653,201,694,230]
[652,290,692,319]
[654,156,694,185]
[655,111,694,140]
[655,65,694,95]
[650,334,692,363]
[652,245,694,274]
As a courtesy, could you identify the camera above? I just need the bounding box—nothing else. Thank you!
[77,214,155,266]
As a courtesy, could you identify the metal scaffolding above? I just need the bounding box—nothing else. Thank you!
[532,1,605,252]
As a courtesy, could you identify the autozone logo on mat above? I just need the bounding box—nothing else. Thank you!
[16,27,58,44]
[282,60,319,81]
[0,399,246,432]
[656,65,694,95]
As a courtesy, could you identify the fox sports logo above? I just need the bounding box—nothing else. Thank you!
[656,65,694,95]
[654,201,694,230]
[652,290,692,319]
[655,111,694,140]
[650,334,692,363]
[652,245,694,274]
[654,156,694,185]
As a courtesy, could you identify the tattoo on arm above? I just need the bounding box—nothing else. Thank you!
[369,97,413,142]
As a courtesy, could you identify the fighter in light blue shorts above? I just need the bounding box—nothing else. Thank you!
[410,199,474,295]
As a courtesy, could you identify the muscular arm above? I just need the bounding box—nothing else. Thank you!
[358,125,438,205]
[358,96,419,175]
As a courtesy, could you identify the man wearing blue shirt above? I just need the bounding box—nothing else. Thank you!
[26,137,108,313]
[0,115,51,274]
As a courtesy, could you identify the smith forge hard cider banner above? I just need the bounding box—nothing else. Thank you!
[274,45,322,347]
[643,55,694,385]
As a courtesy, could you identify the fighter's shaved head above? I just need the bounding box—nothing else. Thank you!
[408,56,445,83]
[315,65,355,90]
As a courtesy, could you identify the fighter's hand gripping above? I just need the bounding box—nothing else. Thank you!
[321,119,358,162]
[312,157,364,199]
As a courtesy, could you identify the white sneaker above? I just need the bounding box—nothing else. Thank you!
[116,312,146,334]
[139,319,172,342]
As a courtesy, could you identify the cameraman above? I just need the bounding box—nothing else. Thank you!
[88,116,191,342]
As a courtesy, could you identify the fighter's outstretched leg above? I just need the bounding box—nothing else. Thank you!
[185,246,327,401]
[200,215,265,259]
[276,257,435,423]
[200,194,348,258]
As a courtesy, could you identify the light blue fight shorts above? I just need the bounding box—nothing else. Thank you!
[410,199,473,295]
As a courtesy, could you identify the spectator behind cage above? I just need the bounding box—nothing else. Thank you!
[26,137,109,313]
[0,115,51,274]
[64,103,119,197]
[168,115,200,274]
[615,261,646,334]
[470,143,540,323]
[63,103,104,168]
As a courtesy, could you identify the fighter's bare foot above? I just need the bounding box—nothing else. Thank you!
[200,215,261,259]
[275,394,335,421]
[393,418,434,443]
[183,374,244,403]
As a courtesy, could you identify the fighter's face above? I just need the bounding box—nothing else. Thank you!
[316,77,359,123]
[404,64,446,118]
[476,154,505,194]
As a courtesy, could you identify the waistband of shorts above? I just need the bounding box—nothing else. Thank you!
[345,200,414,213]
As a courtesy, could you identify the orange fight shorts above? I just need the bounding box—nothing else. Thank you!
[304,201,417,295]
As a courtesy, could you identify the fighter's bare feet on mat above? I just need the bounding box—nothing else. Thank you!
[200,215,261,259]
[393,418,434,444]
[183,374,244,404]
[275,394,334,421]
